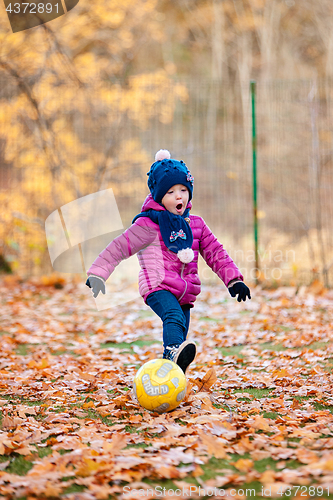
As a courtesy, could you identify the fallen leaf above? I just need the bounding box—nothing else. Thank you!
[156,465,182,479]
[102,433,127,454]
[251,450,272,460]
[129,414,142,423]
[296,448,318,464]
[232,458,253,472]
[260,469,276,484]
[193,368,217,392]
[82,401,95,409]
[199,433,227,459]
[250,416,271,431]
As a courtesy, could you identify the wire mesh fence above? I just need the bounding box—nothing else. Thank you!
[1,74,333,286]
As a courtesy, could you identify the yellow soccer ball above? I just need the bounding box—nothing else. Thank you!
[133,359,187,413]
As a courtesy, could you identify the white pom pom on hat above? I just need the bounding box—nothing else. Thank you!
[177,248,194,264]
[155,149,171,162]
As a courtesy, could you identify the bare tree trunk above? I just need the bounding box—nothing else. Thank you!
[211,0,225,83]
[308,81,328,286]
[231,0,253,173]
[312,0,333,78]
[247,0,281,83]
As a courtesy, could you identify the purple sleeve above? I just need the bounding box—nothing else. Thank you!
[199,218,243,286]
[87,219,156,281]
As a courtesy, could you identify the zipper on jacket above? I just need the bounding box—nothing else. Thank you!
[179,263,188,301]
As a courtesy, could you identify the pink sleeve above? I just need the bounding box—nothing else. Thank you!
[199,218,243,286]
[87,218,156,281]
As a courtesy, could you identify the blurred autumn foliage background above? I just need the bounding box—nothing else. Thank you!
[1,0,333,286]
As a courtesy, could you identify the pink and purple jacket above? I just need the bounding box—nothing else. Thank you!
[87,194,243,308]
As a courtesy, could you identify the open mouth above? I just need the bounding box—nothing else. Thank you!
[176,203,183,211]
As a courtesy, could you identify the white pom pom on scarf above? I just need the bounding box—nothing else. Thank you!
[155,149,171,162]
[177,248,194,264]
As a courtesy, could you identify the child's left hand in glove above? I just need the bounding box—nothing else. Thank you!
[228,281,251,302]
[86,276,106,298]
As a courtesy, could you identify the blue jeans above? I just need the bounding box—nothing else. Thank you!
[146,290,191,356]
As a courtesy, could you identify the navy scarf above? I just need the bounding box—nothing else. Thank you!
[132,207,193,254]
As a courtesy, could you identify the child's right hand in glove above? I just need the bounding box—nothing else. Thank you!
[86,276,106,298]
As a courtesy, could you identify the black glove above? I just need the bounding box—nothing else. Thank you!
[228,282,251,302]
[86,276,106,298]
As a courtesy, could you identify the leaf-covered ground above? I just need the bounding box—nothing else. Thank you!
[0,275,333,499]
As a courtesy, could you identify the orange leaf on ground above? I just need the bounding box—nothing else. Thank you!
[307,279,326,295]
[323,459,333,471]
[232,436,254,454]
[192,464,204,477]
[250,416,271,431]
[296,448,319,464]
[102,433,127,454]
[88,483,115,499]
[27,460,55,476]
[82,401,95,409]
[96,404,116,417]
[43,482,64,497]
[184,380,194,402]
[260,469,276,484]
[251,450,271,460]
[2,413,24,430]
[36,358,50,369]
[232,458,254,472]
[156,465,182,479]
[194,368,217,392]
[73,410,87,417]
[76,458,110,477]
[199,433,227,459]
[272,368,292,378]
[292,398,302,409]
[14,446,33,455]
[129,414,142,423]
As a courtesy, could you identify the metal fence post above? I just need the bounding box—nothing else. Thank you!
[250,80,259,284]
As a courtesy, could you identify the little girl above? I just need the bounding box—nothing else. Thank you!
[86,150,251,373]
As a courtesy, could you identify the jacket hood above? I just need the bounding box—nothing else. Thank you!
[141,193,192,213]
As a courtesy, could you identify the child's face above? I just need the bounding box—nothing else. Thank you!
[161,184,189,216]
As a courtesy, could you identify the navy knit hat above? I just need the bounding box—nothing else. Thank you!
[147,149,194,204]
